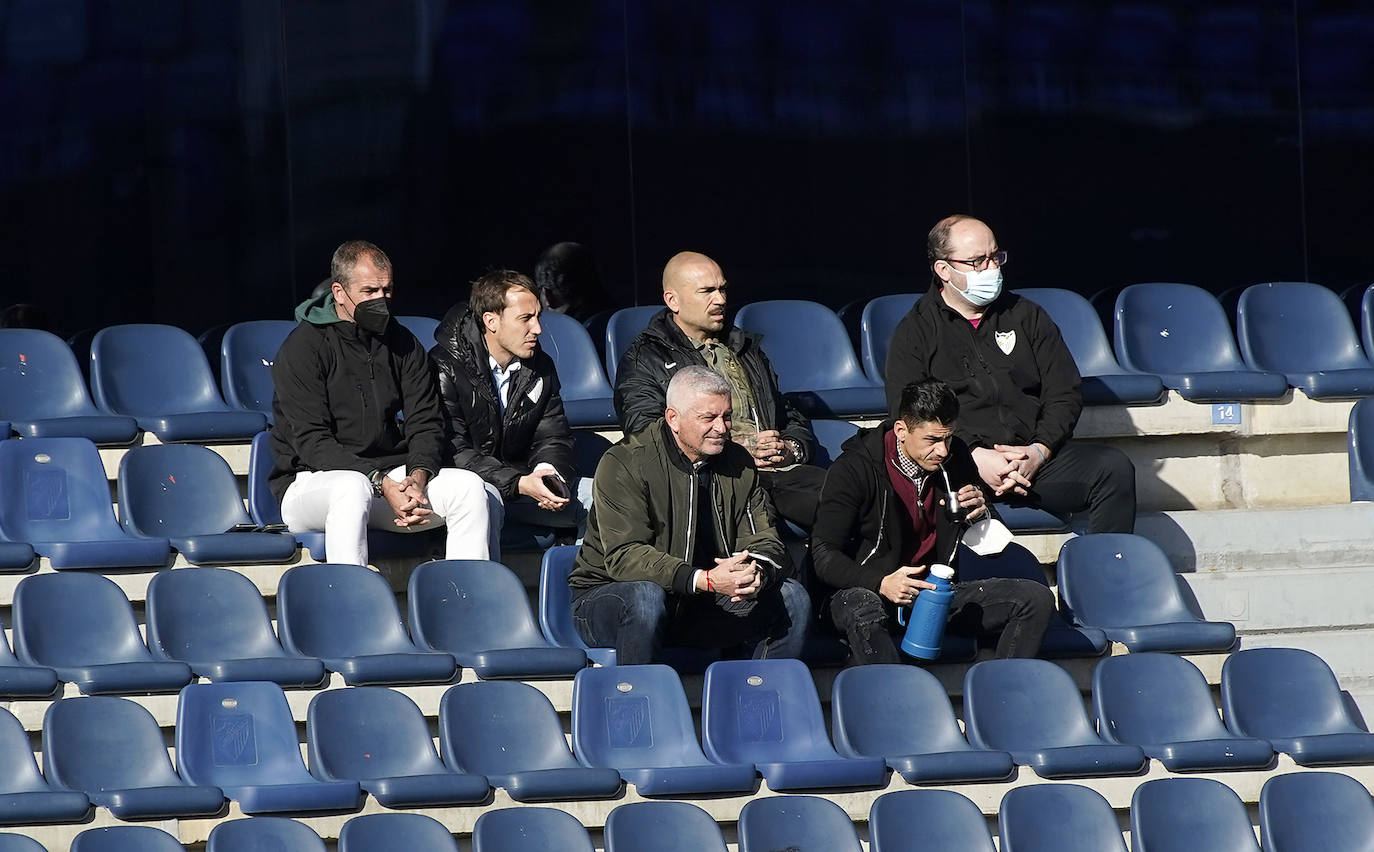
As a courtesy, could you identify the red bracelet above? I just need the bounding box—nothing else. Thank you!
[705,570,714,592]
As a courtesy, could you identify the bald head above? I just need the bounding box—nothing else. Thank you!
[661,251,728,342]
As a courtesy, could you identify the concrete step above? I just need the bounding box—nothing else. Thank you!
[1185,564,1374,632]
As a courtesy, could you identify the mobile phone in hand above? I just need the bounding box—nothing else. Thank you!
[542,474,570,501]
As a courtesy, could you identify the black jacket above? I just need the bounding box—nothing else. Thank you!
[884,283,1083,454]
[613,308,817,460]
[430,305,575,500]
[810,423,987,594]
[268,292,446,502]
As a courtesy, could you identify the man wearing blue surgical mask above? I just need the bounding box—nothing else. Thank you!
[884,215,1136,533]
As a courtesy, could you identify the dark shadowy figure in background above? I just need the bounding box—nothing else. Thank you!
[0,304,53,331]
[534,241,612,322]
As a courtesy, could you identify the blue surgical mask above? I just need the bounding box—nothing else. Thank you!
[951,266,1003,307]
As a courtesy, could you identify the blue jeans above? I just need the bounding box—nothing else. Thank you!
[572,578,812,666]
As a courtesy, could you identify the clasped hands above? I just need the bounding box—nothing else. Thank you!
[381,470,432,527]
[972,443,1049,496]
[698,549,763,602]
[739,429,795,470]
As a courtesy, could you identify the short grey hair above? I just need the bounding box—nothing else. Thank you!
[666,366,731,412]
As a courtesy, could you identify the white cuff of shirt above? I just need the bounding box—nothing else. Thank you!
[531,462,559,478]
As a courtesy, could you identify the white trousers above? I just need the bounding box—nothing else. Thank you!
[281,466,491,567]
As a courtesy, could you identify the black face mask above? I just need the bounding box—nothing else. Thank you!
[349,295,392,336]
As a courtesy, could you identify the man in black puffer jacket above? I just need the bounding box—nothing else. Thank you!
[431,270,579,556]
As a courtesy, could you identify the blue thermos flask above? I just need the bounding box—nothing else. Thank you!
[897,564,956,660]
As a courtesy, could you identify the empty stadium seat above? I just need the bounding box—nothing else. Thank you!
[605,801,728,852]
[868,789,996,852]
[0,437,171,569]
[1260,771,1374,852]
[118,443,297,565]
[0,329,139,444]
[701,658,888,791]
[220,320,295,421]
[276,562,458,686]
[1236,282,1374,398]
[12,572,192,694]
[735,300,887,418]
[1352,398,1374,501]
[1014,287,1167,404]
[0,835,44,852]
[571,664,758,796]
[439,681,623,801]
[307,686,489,807]
[408,559,587,678]
[0,706,91,826]
[207,817,326,852]
[830,664,1015,784]
[809,418,859,467]
[0,617,59,699]
[536,311,616,427]
[1221,647,1374,765]
[176,681,364,814]
[998,784,1128,852]
[339,813,458,852]
[738,795,862,852]
[41,696,226,819]
[472,807,595,852]
[145,568,327,687]
[859,294,918,384]
[963,659,1147,778]
[89,324,269,441]
[604,305,661,383]
[1113,283,1289,401]
[1092,653,1274,771]
[1131,777,1261,852]
[0,541,35,573]
[538,544,616,666]
[1057,533,1237,653]
[1359,284,1374,358]
[69,827,185,852]
[394,315,440,346]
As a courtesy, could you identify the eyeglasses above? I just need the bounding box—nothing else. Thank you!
[939,250,1008,271]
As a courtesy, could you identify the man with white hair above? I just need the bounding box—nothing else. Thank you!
[569,366,811,666]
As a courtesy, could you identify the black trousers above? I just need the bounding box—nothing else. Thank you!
[759,463,828,530]
[1002,440,1136,534]
[825,579,1056,667]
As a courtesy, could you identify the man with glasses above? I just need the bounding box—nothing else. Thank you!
[883,215,1136,533]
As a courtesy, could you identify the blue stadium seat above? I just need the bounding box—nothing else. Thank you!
[571,429,612,480]
[89,324,269,441]
[0,423,6,437]
[394,316,440,347]
[220,320,295,421]
[339,813,457,852]
[735,300,887,418]
[809,418,859,468]
[830,664,1015,784]
[0,835,44,852]
[307,686,489,807]
[177,681,363,814]
[0,329,139,444]
[41,696,226,819]
[69,827,185,852]
[408,559,587,679]
[0,617,59,698]
[859,294,918,384]
[12,572,192,695]
[0,437,171,569]
[1014,288,1166,405]
[605,305,663,383]
[869,789,996,852]
[118,443,297,565]
[145,568,327,688]
[1236,282,1374,398]
[738,795,862,852]
[198,324,232,384]
[957,542,1109,658]
[1260,771,1374,852]
[605,801,728,852]
[1113,283,1289,401]
[0,541,35,573]
[1131,778,1261,852]
[700,658,888,791]
[571,664,757,796]
[536,311,616,428]
[999,784,1128,852]
[963,659,1147,778]
[1221,647,1374,766]
[472,807,595,852]
[0,707,91,826]
[1359,284,1374,359]
[276,562,458,686]
[1351,398,1374,501]
[1057,533,1237,653]
[1092,653,1274,772]
[207,817,326,852]
[538,545,616,667]
[439,681,623,801]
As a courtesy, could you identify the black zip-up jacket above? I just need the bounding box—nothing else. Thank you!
[268,292,446,502]
[613,308,817,460]
[810,423,987,594]
[570,419,788,596]
[883,283,1083,454]
[430,304,575,500]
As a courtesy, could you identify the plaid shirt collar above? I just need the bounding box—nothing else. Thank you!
[891,436,931,492]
